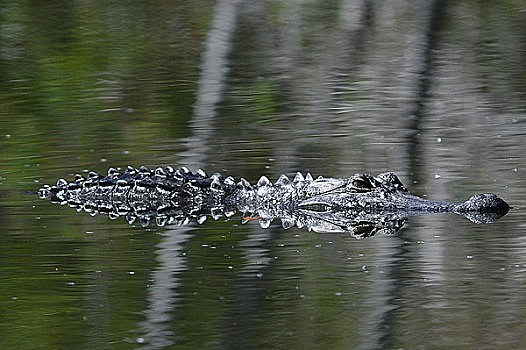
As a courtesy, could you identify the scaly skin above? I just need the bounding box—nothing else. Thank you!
[38,166,509,237]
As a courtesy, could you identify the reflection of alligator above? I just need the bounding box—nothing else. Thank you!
[38,166,509,238]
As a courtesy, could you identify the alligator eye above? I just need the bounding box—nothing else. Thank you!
[353,179,371,188]
[351,175,374,191]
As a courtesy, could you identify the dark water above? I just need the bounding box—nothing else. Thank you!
[1,1,526,349]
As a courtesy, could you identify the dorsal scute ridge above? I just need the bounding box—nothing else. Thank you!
[293,172,304,183]
[275,174,290,186]
[139,166,151,175]
[126,165,137,175]
[154,167,167,177]
[108,167,121,177]
[257,175,271,187]
[238,178,252,190]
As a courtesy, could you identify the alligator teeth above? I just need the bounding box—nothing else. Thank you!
[305,173,313,181]
[257,176,271,187]
[275,174,290,186]
[293,172,304,182]
[196,168,206,177]
[56,178,68,187]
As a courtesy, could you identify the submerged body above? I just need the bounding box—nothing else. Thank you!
[38,166,509,237]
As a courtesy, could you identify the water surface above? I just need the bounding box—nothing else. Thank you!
[1,1,525,349]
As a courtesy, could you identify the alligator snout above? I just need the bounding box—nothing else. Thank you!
[460,193,509,213]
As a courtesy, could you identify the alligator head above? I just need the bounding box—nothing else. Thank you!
[293,172,509,223]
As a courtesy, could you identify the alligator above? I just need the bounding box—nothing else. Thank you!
[38,166,509,238]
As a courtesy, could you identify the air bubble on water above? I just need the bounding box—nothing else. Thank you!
[436,137,442,143]
[100,158,107,162]
[136,338,145,344]
[467,255,473,259]
[334,292,342,296]
[434,174,441,179]
[256,273,263,278]
[128,271,135,275]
